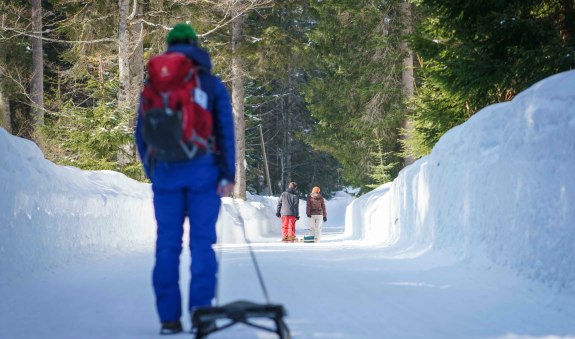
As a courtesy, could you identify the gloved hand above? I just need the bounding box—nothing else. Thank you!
[296,216,300,220]
[307,214,311,218]
[323,216,327,222]
[276,212,281,218]
[217,179,235,197]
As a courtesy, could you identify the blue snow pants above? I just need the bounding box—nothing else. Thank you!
[150,155,221,323]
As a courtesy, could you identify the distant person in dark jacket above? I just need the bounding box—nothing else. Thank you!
[306,186,327,242]
[276,182,300,242]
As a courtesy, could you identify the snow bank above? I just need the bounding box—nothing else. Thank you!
[8,70,573,294]
[352,70,575,289]
[0,129,353,279]
[217,195,281,243]
[0,128,157,281]
[326,190,355,227]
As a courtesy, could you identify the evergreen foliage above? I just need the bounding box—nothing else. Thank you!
[5,1,572,196]
[303,0,407,192]
[241,1,345,196]
[407,0,575,158]
[38,0,143,178]
[0,1,410,194]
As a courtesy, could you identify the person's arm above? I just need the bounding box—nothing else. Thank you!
[321,197,327,217]
[276,194,283,217]
[295,194,300,219]
[134,106,152,179]
[306,196,311,217]
[212,79,236,184]
[211,78,236,196]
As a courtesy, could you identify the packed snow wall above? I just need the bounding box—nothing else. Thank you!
[0,128,157,281]
[217,194,282,243]
[352,70,575,290]
[0,128,288,279]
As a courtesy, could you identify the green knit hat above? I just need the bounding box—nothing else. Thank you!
[166,23,197,45]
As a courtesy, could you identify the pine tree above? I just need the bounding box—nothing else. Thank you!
[242,1,344,196]
[407,0,575,158]
[304,0,407,192]
[38,0,142,177]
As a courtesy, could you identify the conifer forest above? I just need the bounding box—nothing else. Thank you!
[1,0,574,197]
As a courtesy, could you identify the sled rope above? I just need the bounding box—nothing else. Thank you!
[232,199,272,304]
[215,199,271,305]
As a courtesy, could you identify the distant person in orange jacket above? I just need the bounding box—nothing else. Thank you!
[276,182,300,242]
[306,186,327,242]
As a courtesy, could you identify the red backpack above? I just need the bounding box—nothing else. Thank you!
[140,52,213,161]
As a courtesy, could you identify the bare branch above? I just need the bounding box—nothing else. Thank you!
[127,0,139,21]
[130,18,171,30]
[198,0,274,38]
[0,26,116,44]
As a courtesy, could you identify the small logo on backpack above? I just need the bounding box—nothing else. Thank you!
[160,66,170,77]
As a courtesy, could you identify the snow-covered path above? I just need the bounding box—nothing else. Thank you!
[2,230,575,339]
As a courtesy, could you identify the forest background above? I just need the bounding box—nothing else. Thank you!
[1,0,573,198]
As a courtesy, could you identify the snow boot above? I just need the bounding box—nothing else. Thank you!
[160,321,183,335]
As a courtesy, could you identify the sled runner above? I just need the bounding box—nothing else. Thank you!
[193,200,291,338]
[192,300,290,338]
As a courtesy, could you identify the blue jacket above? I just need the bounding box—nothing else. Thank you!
[135,44,236,183]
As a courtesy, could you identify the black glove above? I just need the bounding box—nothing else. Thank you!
[307,214,311,218]
[296,216,300,220]
[323,216,327,222]
[276,212,281,218]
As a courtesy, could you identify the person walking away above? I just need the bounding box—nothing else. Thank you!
[276,182,300,242]
[134,23,235,335]
[306,186,327,242]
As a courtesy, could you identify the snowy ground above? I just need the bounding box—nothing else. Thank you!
[1,70,575,339]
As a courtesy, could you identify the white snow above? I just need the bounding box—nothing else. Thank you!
[1,70,575,338]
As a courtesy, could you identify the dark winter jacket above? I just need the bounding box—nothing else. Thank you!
[134,43,235,183]
[306,192,326,217]
[277,188,299,217]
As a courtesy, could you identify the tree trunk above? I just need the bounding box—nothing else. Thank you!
[558,0,575,45]
[116,0,137,166]
[278,3,293,191]
[128,0,144,116]
[400,0,415,166]
[259,124,273,196]
[118,0,144,165]
[280,87,288,191]
[231,9,247,200]
[0,43,8,132]
[117,0,130,109]
[285,70,293,186]
[30,0,44,131]
[1,90,10,133]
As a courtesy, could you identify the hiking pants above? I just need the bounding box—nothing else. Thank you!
[281,215,297,239]
[151,157,221,323]
[310,215,324,241]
